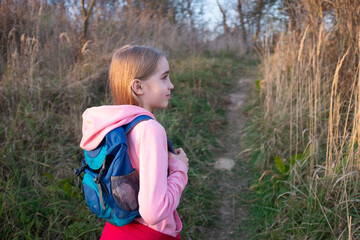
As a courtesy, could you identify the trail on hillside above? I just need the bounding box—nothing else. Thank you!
[207,69,256,240]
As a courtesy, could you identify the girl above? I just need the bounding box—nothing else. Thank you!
[79,45,189,240]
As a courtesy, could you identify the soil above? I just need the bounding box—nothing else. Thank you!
[207,74,255,240]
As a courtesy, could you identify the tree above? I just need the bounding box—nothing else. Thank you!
[217,0,230,33]
[80,0,96,44]
[236,0,247,44]
[185,0,195,31]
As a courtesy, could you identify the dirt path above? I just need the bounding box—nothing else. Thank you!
[207,73,255,240]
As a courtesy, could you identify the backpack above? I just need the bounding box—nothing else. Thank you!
[74,115,175,227]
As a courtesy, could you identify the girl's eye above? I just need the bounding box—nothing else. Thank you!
[162,75,168,80]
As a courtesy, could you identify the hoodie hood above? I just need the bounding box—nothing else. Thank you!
[80,105,155,151]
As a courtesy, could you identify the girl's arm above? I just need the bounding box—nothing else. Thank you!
[136,120,188,225]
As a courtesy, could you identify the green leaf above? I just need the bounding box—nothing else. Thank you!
[290,153,303,165]
[249,183,260,190]
[274,156,286,174]
[43,172,54,179]
[62,182,72,196]
[255,80,261,92]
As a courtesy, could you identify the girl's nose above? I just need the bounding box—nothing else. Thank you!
[169,79,174,90]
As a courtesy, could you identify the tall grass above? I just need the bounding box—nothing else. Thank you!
[246,0,360,239]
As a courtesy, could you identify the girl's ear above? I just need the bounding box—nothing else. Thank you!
[131,79,144,95]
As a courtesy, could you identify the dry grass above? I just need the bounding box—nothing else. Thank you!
[248,0,360,238]
[0,1,204,83]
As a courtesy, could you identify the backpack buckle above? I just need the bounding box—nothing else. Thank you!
[74,163,88,177]
[74,163,88,192]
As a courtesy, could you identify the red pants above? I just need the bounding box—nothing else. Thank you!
[100,221,182,240]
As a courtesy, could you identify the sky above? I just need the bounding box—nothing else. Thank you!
[203,0,222,30]
[202,0,236,33]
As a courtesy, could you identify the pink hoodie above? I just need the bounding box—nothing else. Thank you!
[80,105,188,237]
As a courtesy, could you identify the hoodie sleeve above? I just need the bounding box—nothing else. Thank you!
[134,120,188,225]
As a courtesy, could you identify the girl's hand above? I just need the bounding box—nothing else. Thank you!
[169,148,189,168]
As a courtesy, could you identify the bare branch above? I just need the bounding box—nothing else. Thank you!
[186,0,195,30]
[80,0,87,19]
[237,0,247,44]
[217,0,230,33]
[80,0,97,44]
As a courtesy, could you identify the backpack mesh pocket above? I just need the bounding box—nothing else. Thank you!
[111,170,139,212]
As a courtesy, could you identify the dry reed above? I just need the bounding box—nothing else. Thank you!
[256,0,360,238]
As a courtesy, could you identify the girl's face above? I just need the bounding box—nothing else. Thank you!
[139,57,174,112]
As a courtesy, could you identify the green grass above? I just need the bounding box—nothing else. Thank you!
[0,53,250,239]
[159,54,252,239]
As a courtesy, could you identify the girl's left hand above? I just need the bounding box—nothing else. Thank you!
[169,148,189,169]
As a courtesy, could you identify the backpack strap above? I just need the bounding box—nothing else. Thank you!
[124,115,175,154]
[167,139,175,154]
[124,115,153,134]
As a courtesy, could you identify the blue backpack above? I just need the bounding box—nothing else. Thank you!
[74,115,175,227]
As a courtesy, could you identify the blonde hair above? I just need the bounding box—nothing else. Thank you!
[109,45,165,105]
